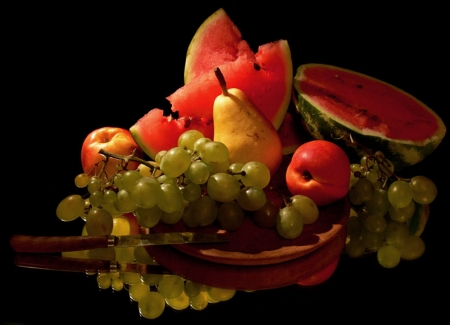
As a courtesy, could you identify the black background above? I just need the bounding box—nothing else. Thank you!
[4,3,448,323]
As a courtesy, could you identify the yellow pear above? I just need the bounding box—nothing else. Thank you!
[212,67,283,175]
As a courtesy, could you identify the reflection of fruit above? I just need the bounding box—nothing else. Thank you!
[81,127,143,178]
[296,255,339,286]
[286,140,350,206]
[130,10,292,160]
[293,63,446,169]
[212,68,282,175]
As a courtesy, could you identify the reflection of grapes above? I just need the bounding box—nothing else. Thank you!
[345,151,436,268]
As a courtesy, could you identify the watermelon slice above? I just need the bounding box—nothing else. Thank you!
[131,10,293,160]
[293,63,446,169]
[184,8,256,84]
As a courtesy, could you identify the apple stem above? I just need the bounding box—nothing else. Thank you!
[214,67,229,96]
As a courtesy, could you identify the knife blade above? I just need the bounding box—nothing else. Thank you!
[14,253,172,275]
[10,232,229,253]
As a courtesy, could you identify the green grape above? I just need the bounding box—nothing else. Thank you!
[199,141,229,164]
[389,200,415,222]
[56,194,85,221]
[276,206,303,239]
[160,147,192,178]
[183,183,202,202]
[101,202,122,217]
[364,214,387,233]
[364,188,390,216]
[157,174,176,185]
[185,160,210,184]
[345,238,365,258]
[154,150,166,164]
[217,201,245,231]
[103,189,117,204]
[189,292,209,311]
[397,235,425,260]
[129,283,150,302]
[384,220,410,248]
[207,159,230,175]
[114,189,137,213]
[207,287,236,301]
[388,180,413,208]
[350,163,361,173]
[74,173,90,188]
[134,205,161,228]
[228,162,245,181]
[157,183,184,214]
[121,170,143,191]
[189,196,218,227]
[139,291,166,319]
[111,215,131,236]
[352,178,374,203]
[166,291,190,310]
[290,195,319,225]
[130,177,161,208]
[85,207,113,235]
[252,200,279,228]
[157,275,185,299]
[207,173,241,202]
[377,245,401,268]
[361,227,384,251]
[178,130,204,151]
[346,216,362,239]
[360,155,375,169]
[184,281,201,297]
[141,273,164,287]
[113,173,124,190]
[111,277,124,291]
[365,169,380,183]
[134,246,155,264]
[160,206,184,225]
[192,137,211,155]
[97,273,112,289]
[240,161,271,188]
[114,247,135,263]
[409,175,437,204]
[237,186,266,211]
[89,190,104,207]
[87,176,102,194]
[120,272,141,285]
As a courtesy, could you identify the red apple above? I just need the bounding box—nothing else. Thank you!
[286,140,350,206]
[81,127,143,178]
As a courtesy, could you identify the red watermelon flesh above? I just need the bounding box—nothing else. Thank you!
[184,8,256,84]
[300,66,439,142]
[130,108,213,160]
[168,40,292,130]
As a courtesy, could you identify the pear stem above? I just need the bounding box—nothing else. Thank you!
[214,67,229,96]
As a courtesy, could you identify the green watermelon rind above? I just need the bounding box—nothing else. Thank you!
[293,64,446,169]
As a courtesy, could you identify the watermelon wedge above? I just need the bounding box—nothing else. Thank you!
[131,9,293,160]
[293,63,447,169]
[184,8,256,84]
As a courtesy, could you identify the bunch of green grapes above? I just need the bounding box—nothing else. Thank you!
[345,151,437,268]
[57,129,314,239]
[91,244,237,320]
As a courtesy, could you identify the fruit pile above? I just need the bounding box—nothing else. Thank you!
[24,8,446,320]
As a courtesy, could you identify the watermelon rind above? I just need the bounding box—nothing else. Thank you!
[293,63,446,169]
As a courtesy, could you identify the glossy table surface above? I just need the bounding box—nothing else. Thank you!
[4,4,447,323]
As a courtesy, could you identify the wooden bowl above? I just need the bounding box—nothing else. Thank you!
[145,224,347,290]
[150,197,349,266]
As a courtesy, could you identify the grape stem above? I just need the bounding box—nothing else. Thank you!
[98,148,158,174]
[336,132,411,186]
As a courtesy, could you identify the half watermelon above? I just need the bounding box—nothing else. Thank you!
[293,63,447,169]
